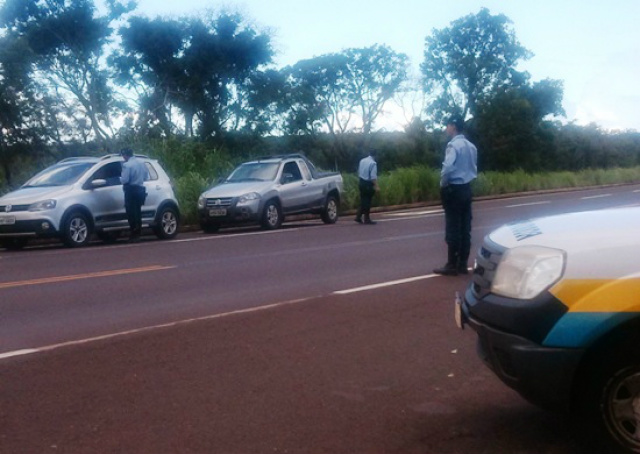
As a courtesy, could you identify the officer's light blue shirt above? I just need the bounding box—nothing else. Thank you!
[121,157,149,186]
[358,155,377,181]
[440,134,477,187]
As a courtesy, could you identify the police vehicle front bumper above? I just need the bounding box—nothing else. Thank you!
[457,289,584,412]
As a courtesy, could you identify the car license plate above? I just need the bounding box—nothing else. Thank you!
[454,291,464,330]
[209,208,227,217]
[0,215,16,225]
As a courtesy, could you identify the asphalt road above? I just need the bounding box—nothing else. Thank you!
[1,184,639,453]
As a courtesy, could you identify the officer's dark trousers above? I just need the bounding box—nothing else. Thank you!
[124,184,146,236]
[357,178,376,219]
[441,183,473,267]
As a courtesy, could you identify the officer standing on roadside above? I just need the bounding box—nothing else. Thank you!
[120,148,149,242]
[433,115,478,276]
[355,148,380,225]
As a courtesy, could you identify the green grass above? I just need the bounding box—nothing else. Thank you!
[340,165,640,214]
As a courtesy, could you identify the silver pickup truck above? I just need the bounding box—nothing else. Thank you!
[197,154,343,232]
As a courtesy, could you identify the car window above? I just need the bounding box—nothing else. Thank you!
[227,162,279,182]
[282,161,302,183]
[145,162,159,181]
[24,162,95,187]
[91,162,122,186]
[298,160,312,180]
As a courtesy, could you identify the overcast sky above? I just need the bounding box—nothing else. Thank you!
[133,0,640,132]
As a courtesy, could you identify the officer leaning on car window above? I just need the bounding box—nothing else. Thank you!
[120,148,149,242]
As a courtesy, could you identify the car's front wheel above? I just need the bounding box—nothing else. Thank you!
[62,211,91,247]
[260,200,282,230]
[154,206,179,239]
[578,344,640,454]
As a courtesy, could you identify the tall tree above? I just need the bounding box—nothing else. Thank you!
[282,45,409,136]
[0,34,40,187]
[0,0,134,145]
[111,15,186,136]
[343,45,409,134]
[112,12,274,140]
[421,8,532,124]
[474,79,565,171]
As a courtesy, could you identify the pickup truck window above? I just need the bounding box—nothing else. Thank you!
[298,160,312,180]
[228,162,279,182]
[282,161,303,183]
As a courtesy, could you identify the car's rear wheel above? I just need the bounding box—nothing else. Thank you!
[154,206,179,239]
[261,200,282,230]
[62,211,91,247]
[321,195,339,224]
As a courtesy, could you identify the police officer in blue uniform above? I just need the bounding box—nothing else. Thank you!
[355,149,380,225]
[434,115,478,275]
[120,148,149,242]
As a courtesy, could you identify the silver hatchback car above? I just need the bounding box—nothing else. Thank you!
[0,154,180,249]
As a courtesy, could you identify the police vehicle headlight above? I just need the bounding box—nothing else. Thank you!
[28,199,57,212]
[492,246,565,299]
[238,192,260,204]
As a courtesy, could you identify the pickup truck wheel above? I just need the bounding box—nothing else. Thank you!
[321,195,339,224]
[62,211,91,247]
[154,206,179,239]
[261,201,282,230]
[577,349,640,454]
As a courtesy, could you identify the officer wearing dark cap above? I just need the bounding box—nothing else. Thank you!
[434,115,478,276]
[120,148,149,242]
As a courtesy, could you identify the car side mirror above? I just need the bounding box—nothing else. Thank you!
[91,179,107,188]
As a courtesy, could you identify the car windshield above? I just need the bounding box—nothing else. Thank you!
[227,162,279,182]
[23,162,95,187]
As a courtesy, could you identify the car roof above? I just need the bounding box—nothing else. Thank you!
[245,153,306,164]
[57,156,101,164]
[57,154,152,165]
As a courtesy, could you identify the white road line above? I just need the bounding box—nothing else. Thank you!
[0,272,450,361]
[506,201,551,208]
[172,228,295,243]
[0,349,39,360]
[581,194,612,200]
[0,297,312,361]
[333,274,440,294]
[384,209,444,217]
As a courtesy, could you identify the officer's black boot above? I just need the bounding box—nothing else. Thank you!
[433,248,459,276]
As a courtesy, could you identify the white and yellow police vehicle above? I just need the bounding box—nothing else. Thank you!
[457,206,640,454]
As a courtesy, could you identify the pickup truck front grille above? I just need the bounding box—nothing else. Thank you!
[472,238,506,298]
[205,198,233,208]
